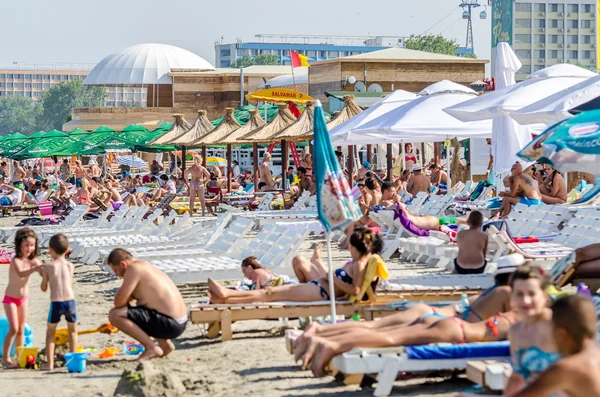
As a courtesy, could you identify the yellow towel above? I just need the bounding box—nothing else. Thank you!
[350,254,389,303]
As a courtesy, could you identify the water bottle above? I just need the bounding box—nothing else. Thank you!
[455,294,470,314]
[351,314,361,321]
[577,283,592,298]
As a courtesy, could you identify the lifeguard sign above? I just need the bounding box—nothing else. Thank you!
[246,88,314,104]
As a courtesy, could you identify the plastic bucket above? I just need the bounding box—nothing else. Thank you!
[64,352,90,373]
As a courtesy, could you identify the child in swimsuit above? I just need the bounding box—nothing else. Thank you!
[2,227,41,369]
[40,234,78,371]
[455,210,488,274]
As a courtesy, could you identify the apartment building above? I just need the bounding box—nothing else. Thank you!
[513,0,597,80]
[0,69,147,106]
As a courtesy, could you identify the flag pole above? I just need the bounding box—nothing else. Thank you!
[326,232,337,324]
[291,64,297,90]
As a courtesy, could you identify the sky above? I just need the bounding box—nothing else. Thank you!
[1,0,492,69]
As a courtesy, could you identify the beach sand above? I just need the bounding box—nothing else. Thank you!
[0,215,469,397]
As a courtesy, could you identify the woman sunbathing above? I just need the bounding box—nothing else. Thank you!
[295,255,520,348]
[208,227,383,304]
[239,256,288,290]
[295,265,551,377]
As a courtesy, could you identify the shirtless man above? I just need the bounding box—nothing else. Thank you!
[184,156,210,216]
[107,249,187,360]
[297,167,315,196]
[258,152,274,191]
[406,165,431,197]
[12,161,25,189]
[498,162,543,218]
[536,164,567,204]
[380,182,400,208]
[429,164,448,188]
[88,160,102,183]
[104,180,123,210]
[506,295,600,397]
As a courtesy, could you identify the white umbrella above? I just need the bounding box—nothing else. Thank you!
[329,90,417,142]
[511,74,600,125]
[116,155,147,169]
[345,80,493,145]
[444,62,596,122]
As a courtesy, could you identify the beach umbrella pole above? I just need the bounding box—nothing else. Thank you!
[326,232,337,324]
[253,143,259,188]
[386,144,393,181]
[227,144,232,193]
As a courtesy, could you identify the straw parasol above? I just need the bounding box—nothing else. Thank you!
[216,109,267,145]
[168,110,214,146]
[272,101,315,141]
[326,95,363,131]
[149,114,192,145]
[236,103,297,144]
[191,108,241,146]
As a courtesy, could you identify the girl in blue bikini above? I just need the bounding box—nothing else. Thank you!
[207,227,383,304]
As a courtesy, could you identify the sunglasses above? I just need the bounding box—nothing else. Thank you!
[357,184,366,187]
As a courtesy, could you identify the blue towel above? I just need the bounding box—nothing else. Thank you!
[405,341,510,360]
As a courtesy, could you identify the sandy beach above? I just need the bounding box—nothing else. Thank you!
[0,215,470,397]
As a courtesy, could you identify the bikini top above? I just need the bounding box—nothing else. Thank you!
[512,346,561,380]
[336,264,353,285]
[405,155,417,162]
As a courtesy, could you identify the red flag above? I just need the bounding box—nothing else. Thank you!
[290,50,310,68]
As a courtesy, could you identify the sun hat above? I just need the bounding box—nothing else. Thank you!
[495,253,525,275]
[412,164,422,172]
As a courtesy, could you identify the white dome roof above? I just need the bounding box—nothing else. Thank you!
[84,43,214,85]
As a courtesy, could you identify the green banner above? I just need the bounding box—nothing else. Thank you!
[492,0,513,47]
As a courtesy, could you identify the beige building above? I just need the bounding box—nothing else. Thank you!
[308,48,487,108]
[0,70,87,100]
[513,0,597,81]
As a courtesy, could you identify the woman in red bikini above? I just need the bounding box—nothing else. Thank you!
[404,143,418,172]
[2,228,41,368]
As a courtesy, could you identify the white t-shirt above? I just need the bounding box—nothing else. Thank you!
[165,180,176,194]
[8,188,22,205]
[232,165,241,178]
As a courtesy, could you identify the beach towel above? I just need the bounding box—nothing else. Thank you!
[349,254,389,304]
[393,203,430,237]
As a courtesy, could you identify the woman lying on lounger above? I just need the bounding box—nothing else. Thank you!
[294,265,550,377]
[295,254,522,348]
[208,227,383,304]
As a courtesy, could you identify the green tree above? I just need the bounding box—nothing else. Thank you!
[230,54,279,68]
[0,95,40,136]
[576,61,595,71]
[405,34,460,56]
[36,79,104,131]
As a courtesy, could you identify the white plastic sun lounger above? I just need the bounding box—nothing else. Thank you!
[331,342,510,396]
[0,205,90,243]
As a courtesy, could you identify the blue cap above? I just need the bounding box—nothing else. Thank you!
[363,161,371,170]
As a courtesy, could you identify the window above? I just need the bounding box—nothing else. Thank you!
[584,50,592,59]
[558,35,565,44]
[584,35,592,44]
[516,49,532,58]
[516,3,531,12]
[33,83,42,88]
[520,65,532,74]
[24,74,31,79]
[15,74,23,79]
[550,35,558,43]
[14,83,23,88]
[6,91,13,96]
[569,50,578,58]
[515,34,532,43]
[534,3,546,12]
[584,4,592,13]
[0,83,4,88]
[516,18,532,28]
[33,92,40,98]
[51,83,59,87]
[328,50,339,58]
[43,74,51,80]
[24,83,32,88]
[0,74,4,79]
[534,65,545,71]
[535,50,546,58]
[15,92,23,96]
[62,75,69,80]
[550,3,564,13]
[567,4,578,13]
[6,74,13,79]
[551,50,559,58]
[42,83,50,89]
[582,20,592,29]
[33,74,41,79]
[569,35,579,44]
[319,51,326,58]
[25,92,32,97]
[220,49,231,57]
[534,34,546,43]
[569,20,579,29]
[535,19,546,28]
[6,83,13,88]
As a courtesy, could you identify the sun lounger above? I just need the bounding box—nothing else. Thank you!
[331,342,510,396]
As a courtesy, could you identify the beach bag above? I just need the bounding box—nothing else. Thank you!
[0,197,11,206]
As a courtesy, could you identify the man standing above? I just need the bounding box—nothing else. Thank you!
[258,152,274,191]
[231,160,241,179]
[11,161,26,189]
[107,249,187,361]
[183,156,210,216]
[406,165,431,197]
[498,162,542,217]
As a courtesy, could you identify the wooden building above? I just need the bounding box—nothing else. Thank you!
[309,48,488,109]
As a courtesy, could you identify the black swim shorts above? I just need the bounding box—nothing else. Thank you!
[127,305,187,340]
